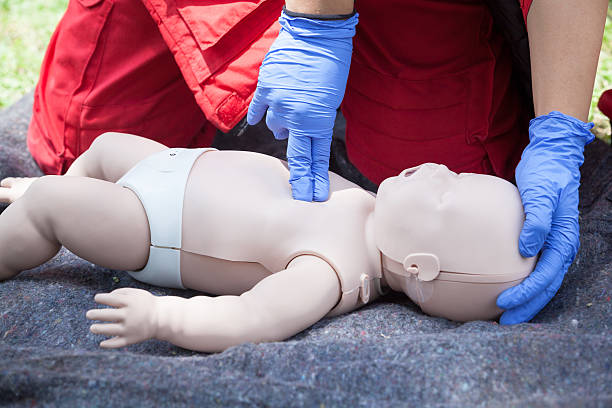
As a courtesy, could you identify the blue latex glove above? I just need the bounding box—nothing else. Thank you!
[247,11,358,201]
[497,111,595,324]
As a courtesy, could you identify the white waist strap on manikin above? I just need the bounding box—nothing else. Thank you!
[116,147,216,289]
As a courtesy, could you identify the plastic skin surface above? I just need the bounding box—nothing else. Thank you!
[0,133,535,352]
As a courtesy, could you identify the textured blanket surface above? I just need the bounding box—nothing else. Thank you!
[0,93,610,407]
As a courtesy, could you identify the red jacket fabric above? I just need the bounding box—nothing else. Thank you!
[28,0,282,175]
[28,0,533,181]
[342,0,532,183]
[139,0,284,132]
[520,0,533,22]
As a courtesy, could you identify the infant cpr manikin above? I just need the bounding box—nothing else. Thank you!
[0,133,536,352]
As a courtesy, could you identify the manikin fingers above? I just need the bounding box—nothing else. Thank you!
[99,336,129,349]
[86,308,125,323]
[109,287,143,297]
[94,293,127,308]
[90,323,124,337]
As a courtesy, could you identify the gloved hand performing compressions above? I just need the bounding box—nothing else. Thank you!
[247,10,358,201]
[497,111,595,324]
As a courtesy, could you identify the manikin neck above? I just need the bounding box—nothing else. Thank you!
[366,213,423,294]
[379,256,405,293]
[365,212,391,291]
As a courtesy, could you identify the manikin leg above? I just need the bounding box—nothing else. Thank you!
[0,132,168,279]
[64,132,168,181]
[0,175,151,279]
[0,132,168,203]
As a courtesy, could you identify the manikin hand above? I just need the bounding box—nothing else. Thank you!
[247,11,357,201]
[86,287,158,348]
[497,111,594,324]
[0,177,39,204]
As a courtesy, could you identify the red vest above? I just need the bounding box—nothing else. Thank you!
[28,0,532,181]
[342,0,531,183]
[28,0,283,175]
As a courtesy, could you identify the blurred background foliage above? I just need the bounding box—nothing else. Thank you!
[0,0,68,109]
[0,0,610,142]
[591,2,612,142]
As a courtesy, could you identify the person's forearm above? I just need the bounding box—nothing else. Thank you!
[527,0,607,121]
[284,0,354,15]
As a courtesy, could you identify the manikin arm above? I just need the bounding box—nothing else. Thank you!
[87,255,340,352]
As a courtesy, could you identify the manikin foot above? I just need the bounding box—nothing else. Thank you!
[0,177,40,281]
[0,177,39,204]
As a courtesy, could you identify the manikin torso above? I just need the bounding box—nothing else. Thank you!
[180,150,382,316]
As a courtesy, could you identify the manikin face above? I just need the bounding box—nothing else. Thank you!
[375,163,536,284]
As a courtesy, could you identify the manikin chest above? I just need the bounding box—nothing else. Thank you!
[178,150,380,303]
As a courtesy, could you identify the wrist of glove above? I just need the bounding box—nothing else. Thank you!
[516,111,594,256]
[496,110,594,324]
[283,5,356,20]
[515,111,594,257]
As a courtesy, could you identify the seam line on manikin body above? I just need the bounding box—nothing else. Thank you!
[151,244,181,251]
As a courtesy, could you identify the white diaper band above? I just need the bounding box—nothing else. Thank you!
[116,147,216,288]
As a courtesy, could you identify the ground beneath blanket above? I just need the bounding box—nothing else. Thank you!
[0,93,610,407]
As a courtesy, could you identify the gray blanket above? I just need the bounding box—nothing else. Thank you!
[0,93,610,407]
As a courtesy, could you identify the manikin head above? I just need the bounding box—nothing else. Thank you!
[374,163,537,321]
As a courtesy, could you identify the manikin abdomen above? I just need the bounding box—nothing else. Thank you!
[180,150,381,316]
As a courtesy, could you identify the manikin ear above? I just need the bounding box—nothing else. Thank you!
[401,253,440,282]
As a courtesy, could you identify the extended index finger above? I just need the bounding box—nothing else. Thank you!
[311,137,331,202]
[287,132,314,201]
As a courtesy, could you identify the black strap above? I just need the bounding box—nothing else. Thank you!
[283,5,356,20]
[483,0,534,118]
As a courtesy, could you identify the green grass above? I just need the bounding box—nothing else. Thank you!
[0,0,68,109]
[0,0,610,143]
[590,9,612,143]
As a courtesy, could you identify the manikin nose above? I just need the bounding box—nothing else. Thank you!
[399,166,420,178]
[399,163,448,178]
